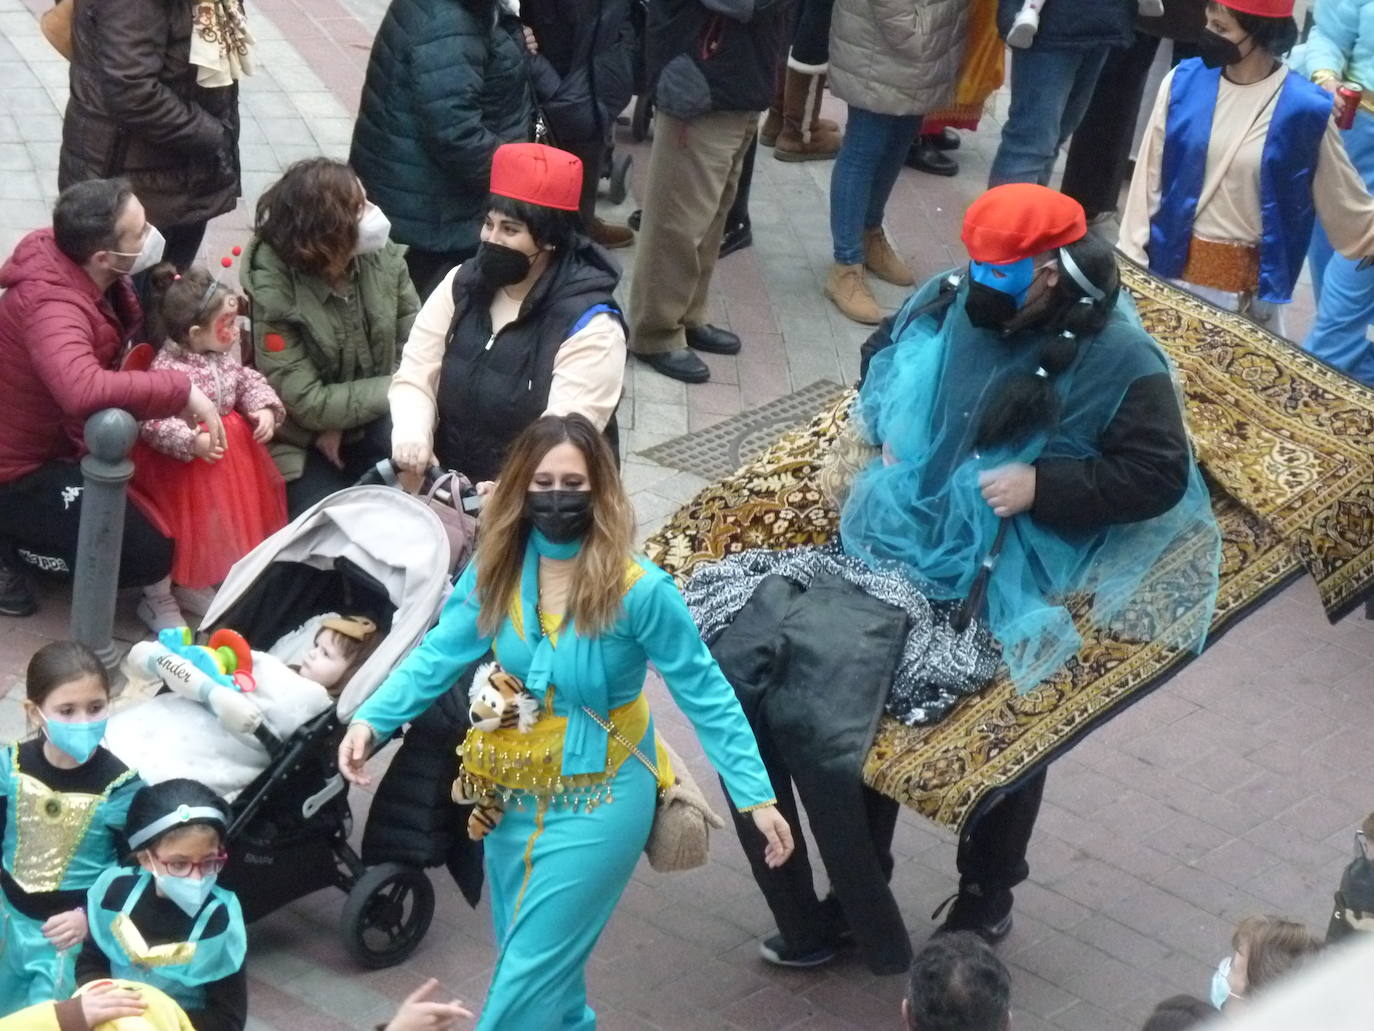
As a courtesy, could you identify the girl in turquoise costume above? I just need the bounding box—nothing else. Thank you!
[77,780,247,1031]
[339,413,793,1030]
[0,641,141,1013]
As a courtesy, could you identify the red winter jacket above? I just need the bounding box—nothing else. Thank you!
[0,229,191,483]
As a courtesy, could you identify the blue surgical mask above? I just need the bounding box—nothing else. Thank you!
[156,870,218,918]
[1210,955,1235,1009]
[42,714,108,764]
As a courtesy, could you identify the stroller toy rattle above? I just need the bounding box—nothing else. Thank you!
[125,627,263,736]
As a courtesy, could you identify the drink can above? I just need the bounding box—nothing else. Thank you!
[1337,82,1362,131]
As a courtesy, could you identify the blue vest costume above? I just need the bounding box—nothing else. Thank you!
[1150,59,1333,304]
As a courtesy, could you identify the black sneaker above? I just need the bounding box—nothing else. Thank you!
[931,888,1013,945]
[0,558,36,617]
[758,934,840,968]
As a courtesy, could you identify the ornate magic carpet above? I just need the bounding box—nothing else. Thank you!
[643,263,1374,834]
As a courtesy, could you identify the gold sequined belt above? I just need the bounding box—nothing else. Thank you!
[1181,236,1260,295]
[457,693,652,808]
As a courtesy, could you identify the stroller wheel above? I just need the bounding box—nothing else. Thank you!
[631,94,653,142]
[607,153,632,205]
[340,862,435,969]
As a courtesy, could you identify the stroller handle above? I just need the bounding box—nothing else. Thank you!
[355,459,485,514]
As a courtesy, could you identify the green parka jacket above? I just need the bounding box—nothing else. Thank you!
[242,237,420,481]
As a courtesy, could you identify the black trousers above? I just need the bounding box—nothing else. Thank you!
[562,136,608,231]
[284,416,394,517]
[163,221,209,271]
[956,769,1047,893]
[0,461,173,587]
[725,134,757,230]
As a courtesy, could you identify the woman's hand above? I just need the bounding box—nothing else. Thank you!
[474,480,496,498]
[393,439,433,475]
[751,806,794,868]
[79,982,147,1023]
[249,408,277,444]
[385,978,473,1030]
[181,385,226,451]
[315,427,345,470]
[521,26,539,53]
[41,907,88,950]
[978,463,1036,518]
[193,430,225,464]
[338,722,375,786]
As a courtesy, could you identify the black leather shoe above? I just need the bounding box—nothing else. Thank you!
[639,348,710,383]
[719,219,753,258]
[906,139,959,177]
[929,127,961,151]
[685,324,741,355]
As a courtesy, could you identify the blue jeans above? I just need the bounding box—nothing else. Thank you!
[830,105,922,264]
[989,45,1111,187]
[1304,108,1374,386]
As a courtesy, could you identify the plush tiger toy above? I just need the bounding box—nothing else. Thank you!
[452,662,539,840]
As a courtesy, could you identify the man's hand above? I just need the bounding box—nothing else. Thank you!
[41,907,87,951]
[978,463,1036,518]
[385,979,473,1031]
[193,430,225,463]
[521,25,539,53]
[181,385,226,451]
[315,428,345,470]
[249,408,277,444]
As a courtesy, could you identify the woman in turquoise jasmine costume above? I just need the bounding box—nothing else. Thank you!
[339,413,793,1031]
[0,642,142,1014]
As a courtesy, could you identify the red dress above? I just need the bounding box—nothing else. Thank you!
[132,343,287,588]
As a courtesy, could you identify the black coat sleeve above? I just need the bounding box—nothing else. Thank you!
[74,937,113,985]
[1032,372,1191,529]
[185,966,249,1031]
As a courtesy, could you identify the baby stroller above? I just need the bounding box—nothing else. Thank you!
[194,484,455,968]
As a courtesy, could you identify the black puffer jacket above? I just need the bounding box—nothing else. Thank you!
[524,0,636,144]
[59,0,241,229]
[996,0,1134,50]
[647,0,791,119]
[350,0,532,256]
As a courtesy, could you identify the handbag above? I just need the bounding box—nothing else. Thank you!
[421,470,479,573]
[40,0,74,60]
[580,706,725,873]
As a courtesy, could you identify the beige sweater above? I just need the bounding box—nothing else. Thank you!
[389,266,626,459]
[1120,64,1374,264]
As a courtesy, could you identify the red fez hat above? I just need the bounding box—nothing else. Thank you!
[1215,0,1293,17]
[489,143,583,212]
[961,184,1087,265]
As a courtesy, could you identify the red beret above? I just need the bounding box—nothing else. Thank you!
[1216,0,1293,16]
[961,184,1087,265]
[489,143,583,212]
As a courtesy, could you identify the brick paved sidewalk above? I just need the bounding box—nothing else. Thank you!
[0,0,1369,1027]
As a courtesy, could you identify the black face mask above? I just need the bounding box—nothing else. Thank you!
[964,281,1021,330]
[525,490,593,543]
[473,242,533,289]
[1197,28,1246,69]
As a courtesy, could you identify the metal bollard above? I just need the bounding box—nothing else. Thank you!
[70,408,138,669]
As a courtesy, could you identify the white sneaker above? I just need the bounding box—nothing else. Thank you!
[173,585,217,618]
[137,592,187,634]
[1007,7,1040,48]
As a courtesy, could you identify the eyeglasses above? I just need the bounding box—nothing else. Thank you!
[153,851,229,878]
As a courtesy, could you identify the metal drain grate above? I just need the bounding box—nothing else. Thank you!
[637,380,846,481]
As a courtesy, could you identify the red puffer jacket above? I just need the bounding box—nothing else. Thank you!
[0,229,191,483]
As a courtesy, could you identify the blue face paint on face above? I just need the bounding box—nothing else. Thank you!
[969,258,1036,306]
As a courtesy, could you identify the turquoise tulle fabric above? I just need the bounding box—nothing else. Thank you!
[841,274,1222,692]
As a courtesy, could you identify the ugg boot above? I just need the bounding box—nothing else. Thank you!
[825,264,882,325]
[775,67,842,162]
[863,227,914,287]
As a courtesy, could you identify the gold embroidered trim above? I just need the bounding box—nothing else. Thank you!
[509,799,548,925]
[111,913,197,969]
[736,799,779,814]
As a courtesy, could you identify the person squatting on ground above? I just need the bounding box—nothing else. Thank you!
[0,179,224,620]
[1299,0,1374,384]
[704,184,1220,966]
[77,780,247,1031]
[339,413,793,1030]
[0,643,142,1012]
[131,264,287,632]
[389,143,625,487]
[350,0,532,298]
[244,159,420,516]
[1119,0,1374,334]
[823,0,969,325]
[57,0,248,270]
[627,0,791,383]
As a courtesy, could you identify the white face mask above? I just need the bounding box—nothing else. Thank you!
[107,225,166,277]
[354,203,392,255]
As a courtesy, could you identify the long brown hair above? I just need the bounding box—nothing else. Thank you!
[254,158,363,284]
[475,415,634,637]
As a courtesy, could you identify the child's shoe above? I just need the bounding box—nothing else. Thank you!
[173,584,217,618]
[1007,6,1040,48]
[137,584,186,634]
